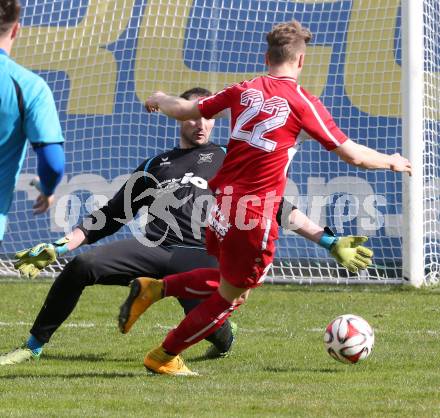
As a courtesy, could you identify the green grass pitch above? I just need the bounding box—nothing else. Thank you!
[1,281,440,417]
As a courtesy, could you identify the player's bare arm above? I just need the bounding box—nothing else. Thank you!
[334,139,412,174]
[145,91,201,121]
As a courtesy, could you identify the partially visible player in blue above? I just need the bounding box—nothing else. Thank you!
[0,0,64,243]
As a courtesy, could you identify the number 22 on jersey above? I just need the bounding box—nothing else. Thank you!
[231,88,290,152]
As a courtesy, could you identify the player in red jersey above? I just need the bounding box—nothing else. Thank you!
[119,20,411,375]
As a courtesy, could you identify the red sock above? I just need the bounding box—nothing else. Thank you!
[162,290,236,354]
[163,268,220,299]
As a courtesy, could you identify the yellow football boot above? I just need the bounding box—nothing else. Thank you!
[144,346,198,376]
[118,277,163,334]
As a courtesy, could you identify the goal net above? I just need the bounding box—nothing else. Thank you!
[0,0,438,285]
[421,0,440,285]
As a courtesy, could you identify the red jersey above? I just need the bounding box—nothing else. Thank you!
[198,75,348,205]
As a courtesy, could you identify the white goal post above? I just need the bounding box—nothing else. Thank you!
[402,0,425,287]
[402,0,440,287]
[0,0,439,286]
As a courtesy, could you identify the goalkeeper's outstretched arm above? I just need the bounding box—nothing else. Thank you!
[276,200,373,273]
[14,161,153,279]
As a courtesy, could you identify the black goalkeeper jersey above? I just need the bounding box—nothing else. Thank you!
[79,142,226,247]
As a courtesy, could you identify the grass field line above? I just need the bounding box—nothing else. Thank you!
[1,321,439,336]
[0,321,98,328]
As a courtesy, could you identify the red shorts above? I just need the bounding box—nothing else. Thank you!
[206,196,278,289]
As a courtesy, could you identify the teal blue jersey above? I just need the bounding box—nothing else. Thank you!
[0,48,64,240]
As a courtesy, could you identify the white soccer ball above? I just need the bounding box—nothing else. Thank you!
[324,314,374,364]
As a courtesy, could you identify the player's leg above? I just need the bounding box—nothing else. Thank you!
[119,215,225,334]
[160,276,246,352]
[0,239,171,365]
[30,239,171,341]
[118,267,221,333]
[143,277,246,375]
[177,295,238,359]
[167,246,237,358]
[117,247,235,357]
[142,206,277,375]
[119,226,224,335]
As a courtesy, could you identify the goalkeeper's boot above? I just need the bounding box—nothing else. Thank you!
[144,346,198,376]
[0,346,40,366]
[205,321,238,359]
[118,277,163,334]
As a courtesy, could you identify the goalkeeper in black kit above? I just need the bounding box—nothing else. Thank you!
[0,87,373,366]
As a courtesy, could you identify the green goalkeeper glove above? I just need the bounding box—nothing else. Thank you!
[330,236,374,273]
[319,228,374,273]
[14,238,70,279]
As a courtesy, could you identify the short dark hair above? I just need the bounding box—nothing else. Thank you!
[0,0,20,36]
[266,20,312,65]
[180,87,212,100]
